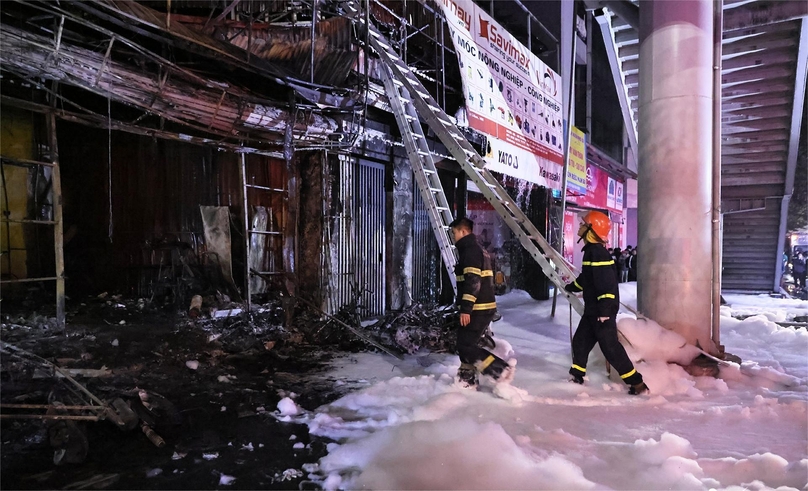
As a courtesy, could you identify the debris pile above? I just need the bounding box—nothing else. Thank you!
[0,289,464,488]
[303,302,460,356]
[188,300,296,353]
[371,305,459,355]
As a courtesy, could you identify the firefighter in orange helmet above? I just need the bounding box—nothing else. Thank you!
[564,211,648,395]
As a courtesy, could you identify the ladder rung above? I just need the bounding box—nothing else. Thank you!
[248,230,282,236]
[0,276,59,284]
[1,156,55,168]
[1,218,56,225]
[428,187,442,193]
[436,114,452,124]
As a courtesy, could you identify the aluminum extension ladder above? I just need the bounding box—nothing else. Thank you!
[377,67,459,294]
[355,11,585,315]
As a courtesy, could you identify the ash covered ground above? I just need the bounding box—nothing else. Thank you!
[1,292,457,490]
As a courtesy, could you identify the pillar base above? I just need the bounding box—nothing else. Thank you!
[683,354,720,378]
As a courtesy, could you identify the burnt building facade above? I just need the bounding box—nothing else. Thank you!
[0,0,645,325]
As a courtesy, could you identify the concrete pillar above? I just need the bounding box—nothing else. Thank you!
[637,0,716,352]
[388,151,413,310]
[561,0,575,126]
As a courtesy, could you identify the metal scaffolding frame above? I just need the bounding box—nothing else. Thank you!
[0,107,66,328]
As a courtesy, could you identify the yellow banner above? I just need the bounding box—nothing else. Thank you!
[567,127,587,195]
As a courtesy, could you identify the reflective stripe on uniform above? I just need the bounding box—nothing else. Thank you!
[480,270,494,277]
[463,267,482,276]
[571,364,586,373]
[582,260,614,266]
[462,293,477,303]
[620,368,636,379]
[477,355,495,370]
[456,275,464,282]
[597,293,616,300]
[573,280,582,290]
[472,302,497,310]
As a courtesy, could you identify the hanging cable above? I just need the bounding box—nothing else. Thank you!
[107,96,113,242]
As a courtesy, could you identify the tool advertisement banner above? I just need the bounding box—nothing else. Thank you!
[439,0,564,188]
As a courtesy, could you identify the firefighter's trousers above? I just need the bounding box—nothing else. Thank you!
[456,310,496,367]
[571,315,643,386]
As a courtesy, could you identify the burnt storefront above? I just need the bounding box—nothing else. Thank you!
[1,0,566,325]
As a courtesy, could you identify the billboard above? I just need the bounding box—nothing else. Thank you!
[568,163,624,213]
[567,127,587,195]
[439,0,564,189]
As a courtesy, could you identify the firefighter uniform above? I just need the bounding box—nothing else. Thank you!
[565,241,644,387]
[454,233,508,383]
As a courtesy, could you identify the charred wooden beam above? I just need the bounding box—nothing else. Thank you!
[214,0,244,24]
[11,0,360,112]
[67,0,299,85]
[0,25,340,144]
[1,95,285,158]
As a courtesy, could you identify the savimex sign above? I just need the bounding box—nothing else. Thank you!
[438,0,471,31]
[478,16,530,71]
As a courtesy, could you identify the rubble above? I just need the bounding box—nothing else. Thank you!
[1,290,460,489]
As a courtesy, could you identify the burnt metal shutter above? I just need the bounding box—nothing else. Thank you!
[412,184,441,304]
[325,154,386,317]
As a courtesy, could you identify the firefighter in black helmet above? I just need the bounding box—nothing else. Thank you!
[564,211,648,395]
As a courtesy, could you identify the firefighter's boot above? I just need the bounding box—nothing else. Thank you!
[456,363,478,390]
[477,355,516,384]
[628,381,649,395]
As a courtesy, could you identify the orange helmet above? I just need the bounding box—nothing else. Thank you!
[581,211,611,241]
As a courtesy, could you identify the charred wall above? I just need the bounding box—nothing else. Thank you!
[53,120,289,303]
[297,152,324,306]
[388,145,413,310]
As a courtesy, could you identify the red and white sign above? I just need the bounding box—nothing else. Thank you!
[439,0,564,188]
[567,164,623,213]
